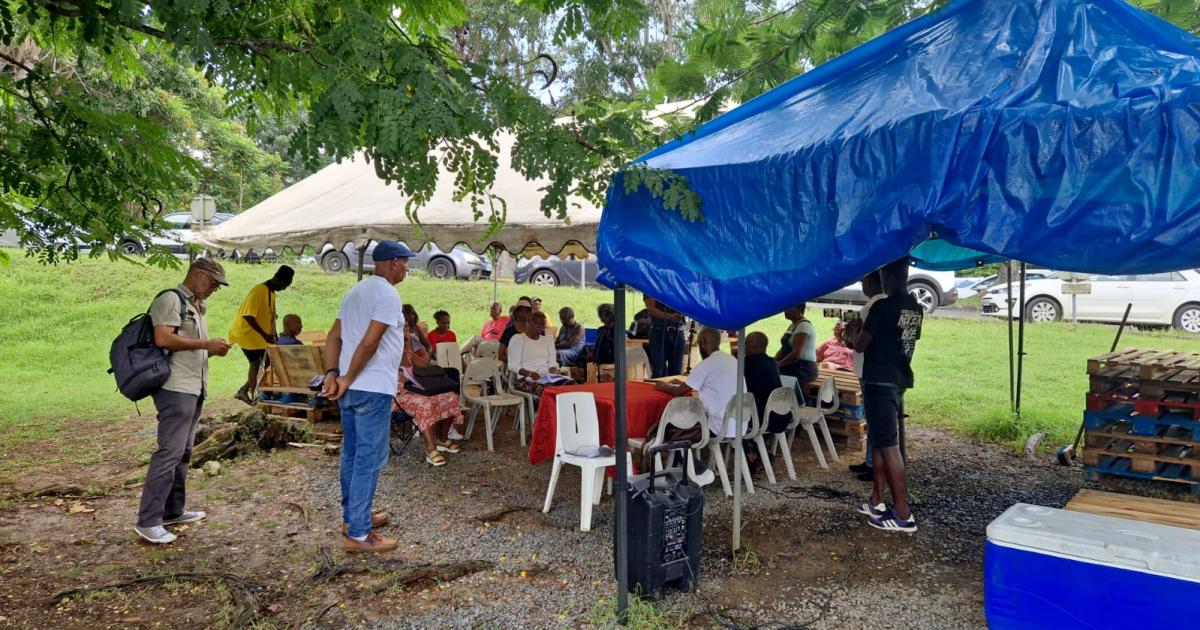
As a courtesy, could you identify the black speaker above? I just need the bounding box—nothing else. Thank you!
[618,441,703,599]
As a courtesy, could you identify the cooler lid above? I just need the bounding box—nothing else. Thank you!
[988,504,1200,582]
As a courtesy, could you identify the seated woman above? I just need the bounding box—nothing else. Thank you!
[554,307,586,366]
[776,302,819,387]
[816,320,855,372]
[426,310,457,347]
[402,304,433,367]
[592,303,615,365]
[394,344,463,468]
[508,311,571,399]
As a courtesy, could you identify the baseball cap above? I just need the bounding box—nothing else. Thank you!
[372,240,416,262]
[190,258,228,286]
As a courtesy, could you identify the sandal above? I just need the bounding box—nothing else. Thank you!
[234,390,253,406]
[436,440,461,453]
[425,450,447,467]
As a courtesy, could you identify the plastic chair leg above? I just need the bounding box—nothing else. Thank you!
[517,405,527,447]
[817,415,840,462]
[579,465,596,531]
[465,404,480,440]
[543,457,563,513]
[754,436,777,485]
[775,433,797,481]
[592,466,605,505]
[804,423,828,469]
[484,404,496,452]
[709,442,732,496]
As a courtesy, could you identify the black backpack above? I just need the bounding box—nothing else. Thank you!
[108,289,188,401]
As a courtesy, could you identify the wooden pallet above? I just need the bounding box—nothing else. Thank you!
[1087,348,1200,380]
[266,345,326,388]
[1086,391,1200,420]
[804,368,863,407]
[825,416,866,452]
[1084,422,1198,473]
[257,400,338,422]
[1089,365,1200,398]
[1065,489,1200,531]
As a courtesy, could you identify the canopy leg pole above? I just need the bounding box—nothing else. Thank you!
[1007,265,1015,414]
[356,241,368,282]
[581,258,586,290]
[732,326,746,552]
[613,284,629,624]
[1016,263,1027,422]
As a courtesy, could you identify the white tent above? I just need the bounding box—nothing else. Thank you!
[198,131,601,256]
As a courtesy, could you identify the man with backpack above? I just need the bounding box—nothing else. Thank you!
[134,258,232,544]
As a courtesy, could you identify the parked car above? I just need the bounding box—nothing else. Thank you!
[955,269,1054,299]
[980,270,1200,332]
[515,255,600,287]
[815,266,958,313]
[119,212,236,256]
[317,242,490,279]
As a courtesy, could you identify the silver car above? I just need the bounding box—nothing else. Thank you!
[318,242,491,279]
[515,255,600,287]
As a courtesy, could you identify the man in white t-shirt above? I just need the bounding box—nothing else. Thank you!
[321,240,413,553]
[656,328,738,438]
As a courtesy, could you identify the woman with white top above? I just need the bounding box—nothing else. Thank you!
[776,302,819,386]
[509,311,570,398]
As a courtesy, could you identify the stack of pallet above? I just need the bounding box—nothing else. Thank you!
[256,345,340,425]
[1065,489,1200,531]
[803,368,866,451]
[1084,348,1200,494]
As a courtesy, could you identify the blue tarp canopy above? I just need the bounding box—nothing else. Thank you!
[598,0,1200,329]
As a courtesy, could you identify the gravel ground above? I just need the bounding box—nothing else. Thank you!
[292,420,1118,629]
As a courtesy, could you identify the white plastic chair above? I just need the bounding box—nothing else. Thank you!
[435,341,462,371]
[542,392,632,531]
[461,358,526,451]
[474,340,500,360]
[777,376,840,468]
[508,369,539,422]
[625,345,652,380]
[706,394,759,496]
[763,387,803,479]
[627,397,710,485]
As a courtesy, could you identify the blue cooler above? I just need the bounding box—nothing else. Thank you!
[985,503,1200,630]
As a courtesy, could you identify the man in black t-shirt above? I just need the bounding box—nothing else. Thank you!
[851,258,923,533]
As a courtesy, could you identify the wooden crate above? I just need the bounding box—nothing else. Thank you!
[258,400,338,423]
[1065,489,1200,532]
[1084,422,1198,474]
[825,415,866,452]
[1088,348,1200,380]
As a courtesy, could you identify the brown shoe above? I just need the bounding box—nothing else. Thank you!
[341,511,389,534]
[343,531,398,553]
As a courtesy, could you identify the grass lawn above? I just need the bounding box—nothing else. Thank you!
[3,249,1200,456]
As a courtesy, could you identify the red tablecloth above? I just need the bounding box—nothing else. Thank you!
[528,381,675,465]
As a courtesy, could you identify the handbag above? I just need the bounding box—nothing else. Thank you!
[404,366,459,396]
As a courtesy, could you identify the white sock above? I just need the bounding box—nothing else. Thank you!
[351,533,368,542]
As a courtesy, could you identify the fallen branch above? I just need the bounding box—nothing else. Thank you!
[6,484,86,500]
[48,572,266,625]
[307,548,494,592]
[474,505,570,529]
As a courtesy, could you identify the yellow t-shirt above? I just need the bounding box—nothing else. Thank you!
[228,283,276,350]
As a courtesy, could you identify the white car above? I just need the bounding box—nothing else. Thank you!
[816,267,958,313]
[980,270,1200,332]
[955,269,1054,299]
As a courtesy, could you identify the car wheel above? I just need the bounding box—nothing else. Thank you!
[1173,303,1200,333]
[322,252,349,273]
[907,281,939,314]
[1024,296,1062,323]
[428,257,455,280]
[120,240,145,256]
[530,269,559,287]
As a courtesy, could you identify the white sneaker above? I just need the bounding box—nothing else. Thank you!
[134,525,178,544]
[163,510,207,525]
[447,428,465,441]
[692,467,716,487]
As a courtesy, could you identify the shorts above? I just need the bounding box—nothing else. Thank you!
[863,382,903,449]
[242,347,267,364]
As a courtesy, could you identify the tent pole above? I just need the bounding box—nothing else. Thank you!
[581,258,586,290]
[492,249,499,305]
[356,241,368,282]
[613,284,629,624]
[732,326,746,552]
[1006,265,1015,414]
[1016,263,1027,420]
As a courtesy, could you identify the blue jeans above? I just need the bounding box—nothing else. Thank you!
[339,389,393,538]
[648,324,684,378]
